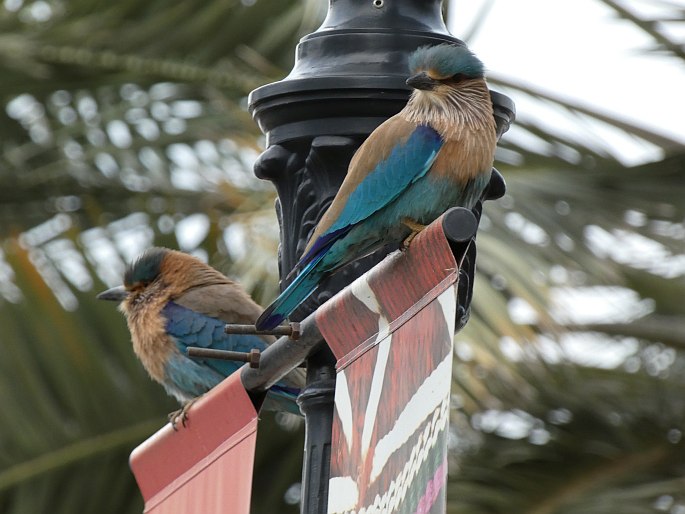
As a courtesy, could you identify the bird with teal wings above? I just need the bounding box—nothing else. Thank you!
[256,43,498,330]
[98,247,304,425]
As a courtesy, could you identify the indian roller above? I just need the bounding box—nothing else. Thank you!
[98,247,304,424]
[256,44,497,330]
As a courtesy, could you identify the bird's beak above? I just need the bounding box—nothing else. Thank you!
[97,285,129,302]
[406,72,438,91]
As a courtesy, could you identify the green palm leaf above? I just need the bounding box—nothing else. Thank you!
[0,0,683,512]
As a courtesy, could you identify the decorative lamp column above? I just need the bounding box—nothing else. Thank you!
[248,1,514,512]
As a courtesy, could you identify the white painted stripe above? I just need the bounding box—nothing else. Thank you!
[327,476,359,513]
[370,353,453,482]
[436,286,457,334]
[360,335,392,459]
[348,270,395,460]
[349,272,390,341]
[334,370,354,453]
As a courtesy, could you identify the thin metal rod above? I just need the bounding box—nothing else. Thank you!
[187,347,260,368]
[240,314,324,393]
[224,322,300,339]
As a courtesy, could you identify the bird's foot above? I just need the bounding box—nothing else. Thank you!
[401,217,426,249]
[168,397,199,431]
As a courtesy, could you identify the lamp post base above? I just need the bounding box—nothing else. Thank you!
[297,346,337,514]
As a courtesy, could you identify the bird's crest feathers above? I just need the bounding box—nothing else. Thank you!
[408,44,484,80]
[124,247,168,287]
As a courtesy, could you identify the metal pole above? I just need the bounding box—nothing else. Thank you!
[297,347,336,514]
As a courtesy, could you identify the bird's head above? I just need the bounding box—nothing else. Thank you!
[97,247,229,313]
[403,44,494,134]
[96,247,169,311]
[406,43,485,94]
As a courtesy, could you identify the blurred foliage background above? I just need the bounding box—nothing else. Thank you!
[0,0,683,513]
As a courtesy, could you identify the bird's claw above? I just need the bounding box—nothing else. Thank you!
[401,217,426,249]
[402,233,418,249]
[168,409,187,431]
[168,398,199,430]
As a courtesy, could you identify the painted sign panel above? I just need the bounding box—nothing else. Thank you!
[129,372,258,514]
[318,222,460,514]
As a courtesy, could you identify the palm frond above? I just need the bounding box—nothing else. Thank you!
[0,0,684,512]
[599,0,685,60]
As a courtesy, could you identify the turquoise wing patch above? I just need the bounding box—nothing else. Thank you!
[329,124,443,232]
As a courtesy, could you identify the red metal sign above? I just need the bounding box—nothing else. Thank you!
[129,372,258,514]
[318,220,460,513]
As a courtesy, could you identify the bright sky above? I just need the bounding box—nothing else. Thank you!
[448,0,685,164]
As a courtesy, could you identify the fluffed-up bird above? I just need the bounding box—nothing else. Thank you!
[256,43,497,330]
[98,247,304,424]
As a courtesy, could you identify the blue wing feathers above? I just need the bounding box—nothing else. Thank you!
[299,126,442,272]
[255,249,327,330]
[329,124,443,232]
[161,301,301,413]
[164,301,268,378]
[256,124,444,330]
[297,226,350,270]
[164,302,268,352]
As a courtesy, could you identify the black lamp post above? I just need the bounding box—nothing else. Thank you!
[248,1,514,512]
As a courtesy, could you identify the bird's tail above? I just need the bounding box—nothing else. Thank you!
[255,252,326,330]
[264,385,302,416]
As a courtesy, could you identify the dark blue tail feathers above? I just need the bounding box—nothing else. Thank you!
[255,252,327,330]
